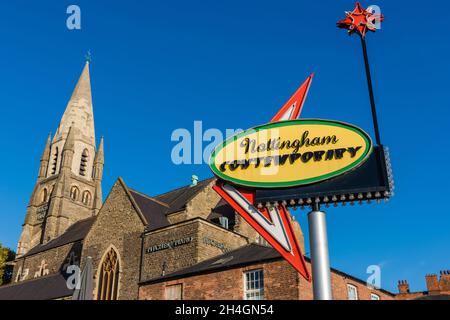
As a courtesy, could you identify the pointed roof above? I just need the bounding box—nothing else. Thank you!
[94,136,104,164]
[62,126,76,152]
[40,133,52,161]
[70,62,92,102]
[54,62,96,146]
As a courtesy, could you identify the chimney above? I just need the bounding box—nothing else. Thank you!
[398,280,410,294]
[439,270,450,292]
[425,274,440,294]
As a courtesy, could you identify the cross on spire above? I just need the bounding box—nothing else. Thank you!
[85,50,92,64]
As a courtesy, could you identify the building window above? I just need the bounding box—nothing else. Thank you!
[371,293,380,300]
[79,149,89,176]
[51,147,59,175]
[82,191,91,205]
[70,186,79,201]
[256,235,270,247]
[41,188,48,203]
[165,284,183,300]
[244,269,264,300]
[219,216,229,229]
[347,284,358,300]
[97,247,120,300]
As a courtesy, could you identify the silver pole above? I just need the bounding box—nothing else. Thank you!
[308,206,333,300]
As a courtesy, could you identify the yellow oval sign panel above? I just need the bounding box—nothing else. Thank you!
[209,119,372,188]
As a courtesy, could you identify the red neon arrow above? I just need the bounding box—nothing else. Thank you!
[213,182,311,281]
[270,73,314,122]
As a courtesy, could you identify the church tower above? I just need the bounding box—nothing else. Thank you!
[16,62,104,257]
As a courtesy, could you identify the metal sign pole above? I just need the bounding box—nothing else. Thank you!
[308,203,333,300]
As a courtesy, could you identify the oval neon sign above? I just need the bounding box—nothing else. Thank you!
[209,119,373,188]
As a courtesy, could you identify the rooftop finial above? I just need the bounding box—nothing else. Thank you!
[85,50,92,64]
[190,175,199,187]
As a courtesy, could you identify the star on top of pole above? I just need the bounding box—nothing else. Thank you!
[336,2,384,38]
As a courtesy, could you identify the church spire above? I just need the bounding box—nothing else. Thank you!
[54,62,95,146]
[70,62,92,103]
[17,60,104,256]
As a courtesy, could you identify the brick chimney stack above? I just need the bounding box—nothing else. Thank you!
[398,280,410,294]
[425,274,440,294]
[439,270,450,292]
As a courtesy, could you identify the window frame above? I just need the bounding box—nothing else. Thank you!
[243,269,265,300]
[165,284,183,300]
[82,190,91,205]
[346,284,359,300]
[370,293,380,300]
[70,186,80,201]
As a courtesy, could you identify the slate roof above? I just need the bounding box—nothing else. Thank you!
[140,243,395,296]
[0,273,73,300]
[128,189,170,231]
[153,178,214,214]
[19,178,216,258]
[128,177,216,230]
[141,244,280,284]
[22,216,96,258]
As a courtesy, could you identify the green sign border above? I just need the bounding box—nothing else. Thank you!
[209,119,373,188]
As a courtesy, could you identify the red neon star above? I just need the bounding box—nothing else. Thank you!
[337,2,384,38]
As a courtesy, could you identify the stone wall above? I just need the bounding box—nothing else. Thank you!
[140,219,248,282]
[12,241,82,283]
[141,221,199,282]
[81,178,145,300]
[185,180,220,219]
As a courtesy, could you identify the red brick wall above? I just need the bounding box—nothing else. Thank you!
[139,259,394,300]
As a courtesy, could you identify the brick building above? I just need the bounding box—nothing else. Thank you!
[0,61,395,300]
[396,271,450,300]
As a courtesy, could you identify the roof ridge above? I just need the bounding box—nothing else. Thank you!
[165,178,216,212]
[128,188,170,208]
[154,177,215,201]
[0,272,63,289]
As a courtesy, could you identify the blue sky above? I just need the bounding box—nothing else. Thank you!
[0,0,449,293]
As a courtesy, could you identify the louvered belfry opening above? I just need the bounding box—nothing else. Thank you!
[79,149,89,176]
[51,147,59,175]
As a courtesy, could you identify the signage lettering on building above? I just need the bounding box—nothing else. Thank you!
[203,237,229,253]
[146,237,194,254]
[210,119,372,188]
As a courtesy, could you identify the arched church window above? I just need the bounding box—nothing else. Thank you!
[82,191,91,205]
[41,188,48,203]
[51,147,59,175]
[97,247,120,300]
[70,186,80,201]
[79,149,89,176]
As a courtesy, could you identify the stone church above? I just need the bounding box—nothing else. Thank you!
[0,62,395,300]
